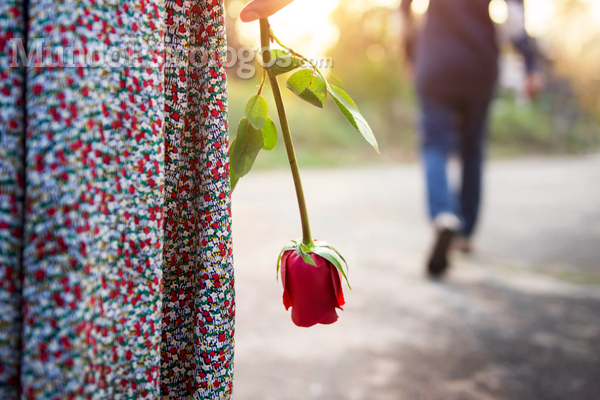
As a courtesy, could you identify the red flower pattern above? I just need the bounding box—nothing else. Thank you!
[0,0,233,398]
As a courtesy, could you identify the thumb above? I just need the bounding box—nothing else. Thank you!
[239,0,295,23]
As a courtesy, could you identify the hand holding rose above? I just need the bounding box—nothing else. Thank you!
[239,0,295,22]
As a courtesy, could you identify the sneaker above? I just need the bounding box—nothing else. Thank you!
[427,213,460,277]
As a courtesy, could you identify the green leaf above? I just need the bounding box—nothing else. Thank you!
[228,139,239,191]
[314,240,349,268]
[268,49,305,76]
[245,95,269,130]
[271,49,289,59]
[277,240,309,281]
[300,242,314,253]
[229,165,240,192]
[328,85,379,153]
[261,118,277,150]
[297,247,317,267]
[312,246,351,289]
[325,73,345,89]
[286,69,327,108]
[230,117,264,177]
[329,245,348,267]
[276,242,297,281]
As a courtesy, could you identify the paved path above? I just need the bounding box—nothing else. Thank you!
[231,155,600,400]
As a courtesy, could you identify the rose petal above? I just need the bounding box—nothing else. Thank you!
[281,250,292,310]
[329,260,345,309]
[287,252,339,327]
[318,308,339,325]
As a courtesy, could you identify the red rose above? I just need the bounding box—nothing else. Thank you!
[280,250,345,327]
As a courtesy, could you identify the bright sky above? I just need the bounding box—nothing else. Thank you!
[228,0,341,57]
[227,0,597,56]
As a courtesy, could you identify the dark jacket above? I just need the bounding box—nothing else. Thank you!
[401,0,537,97]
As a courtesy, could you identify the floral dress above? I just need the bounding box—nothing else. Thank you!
[0,0,234,398]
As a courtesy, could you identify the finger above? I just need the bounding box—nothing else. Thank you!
[239,0,295,22]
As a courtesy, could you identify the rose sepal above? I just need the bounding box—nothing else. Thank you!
[277,239,350,289]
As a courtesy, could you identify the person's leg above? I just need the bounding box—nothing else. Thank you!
[419,93,459,221]
[418,92,461,275]
[458,94,493,239]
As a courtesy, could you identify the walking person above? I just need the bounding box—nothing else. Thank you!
[400,0,543,276]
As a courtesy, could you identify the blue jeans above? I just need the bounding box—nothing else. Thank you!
[418,91,492,237]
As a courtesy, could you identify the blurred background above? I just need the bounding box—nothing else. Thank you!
[225,0,600,399]
[225,0,600,167]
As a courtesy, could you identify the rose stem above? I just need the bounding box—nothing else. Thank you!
[260,18,313,246]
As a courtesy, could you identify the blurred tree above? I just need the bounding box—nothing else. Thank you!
[326,0,600,154]
[327,2,419,159]
[225,0,599,169]
[544,0,600,120]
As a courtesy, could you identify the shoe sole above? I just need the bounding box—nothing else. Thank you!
[427,228,455,277]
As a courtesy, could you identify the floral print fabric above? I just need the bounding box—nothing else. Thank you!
[0,0,233,398]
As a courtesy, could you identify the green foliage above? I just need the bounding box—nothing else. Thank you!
[328,85,379,153]
[270,49,288,59]
[228,79,385,170]
[297,246,317,267]
[229,168,240,192]
[286,69,327,108]
[226,1,600,179]
[490,98,553,149]
[326,73,345,89]
[245,94,269,130]
[262,118,278,150]
[229,118,264,177]
[230,96,280,190]
[283,67,379,152]
[268,49,305,76]
[231,28,380,191]
[311,242,350,289]
[489,93,600,154]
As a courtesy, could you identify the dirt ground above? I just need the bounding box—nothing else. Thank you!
[231,155,600,400]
